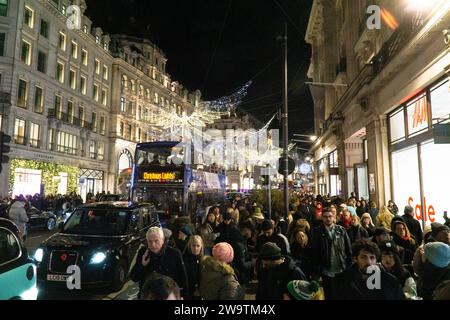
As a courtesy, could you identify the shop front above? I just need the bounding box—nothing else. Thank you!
[78,169,104,202]
[388,77,450,227]
[9,159,79,197]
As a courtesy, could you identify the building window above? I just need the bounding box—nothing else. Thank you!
[29,122,40,148]
[54,95,62,119]
[139,85,144,97]
[430,79,450,125]
[81,49,88,66]
[57,131,77,155]
[389,108,406,144]
[37,51,47,73]
[56,62,64,83]
[80,75,87,95]
[103,43,108,51]
[146,89,151,101]
[71,41,78,59]
[407,93,429,137]
[0,33,5,56]
[127,124,131,140]
[83,25,88,34]
[329,149,339,168]
[102,65,108,80]
[154,92,158,104]
[101,89,107,106]
[93,84,99,102]
[67,100,74,123]
[58,32,66,51]
[24,6,34,28]
[100,116,106,135]
[40,19,49,38]
[61,4,66,15]
[79,107,85,127]
[121,75,128,91]
[137,105,141,121]
[89,140,96,159]
[91,112,97,132]
[17,79,28,109]
[69,69,76,90]
[48,128,54,150]
[128,101,133,114]
[0,0,8,16]
[97,142,104,160]
[120,97,126,112]
[95,59,100,74]
[21,40,32,65]
[34,86,43,113]
[14,118,26,145]
[95,35,100,44]
[130,80,136,93]
[119,122,124,137]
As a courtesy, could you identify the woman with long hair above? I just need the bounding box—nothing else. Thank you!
[199,210,218,256]
[360,212,376,237]
[183,235,204,300]
[392,219,417,264]
[290,228,312,279]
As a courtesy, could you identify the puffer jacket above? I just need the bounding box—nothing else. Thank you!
[199,256,244,300]
[8,201,28,236]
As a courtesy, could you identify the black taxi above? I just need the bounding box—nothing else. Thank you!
[34,202,159,292]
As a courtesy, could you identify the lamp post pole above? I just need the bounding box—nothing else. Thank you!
[282,22,289,220]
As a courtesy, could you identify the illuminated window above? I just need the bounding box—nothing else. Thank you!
[24,6,34,28]
[21,40,32,65]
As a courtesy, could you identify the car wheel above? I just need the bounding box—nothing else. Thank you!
[111,259,127,292]
[46,218,56,231]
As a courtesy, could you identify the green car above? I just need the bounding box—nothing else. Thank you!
[0,218,38,300]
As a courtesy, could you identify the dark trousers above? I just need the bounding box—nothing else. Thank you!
[322,275,338,300]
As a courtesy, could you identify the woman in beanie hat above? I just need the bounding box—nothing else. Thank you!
[199,242,244,300]
[417,242,450,300]
[285,280,324,300]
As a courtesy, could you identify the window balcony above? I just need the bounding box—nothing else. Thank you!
[48,109,93,130]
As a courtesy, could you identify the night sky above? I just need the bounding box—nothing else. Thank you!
[85,0,314,137]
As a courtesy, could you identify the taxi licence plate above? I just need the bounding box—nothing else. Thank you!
[47,274,69,282]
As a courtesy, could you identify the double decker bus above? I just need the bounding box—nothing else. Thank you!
[131,141,226,223]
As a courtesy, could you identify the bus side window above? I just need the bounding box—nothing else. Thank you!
[141,207,151,229]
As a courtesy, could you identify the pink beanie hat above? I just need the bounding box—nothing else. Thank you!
[212,242,234,264]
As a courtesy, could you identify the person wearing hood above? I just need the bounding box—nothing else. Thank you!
[131,227,188,299]
[392,219,418,264]
[256,242,306,300]
[375,206,394,231]
[255,219,290,256]
[199,242,244,300]
[417,242,450,300]
[177,224,192,253]
[8,200,28,240]
[379,241,414,289]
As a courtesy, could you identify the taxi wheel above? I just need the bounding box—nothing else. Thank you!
[111,260,127,292]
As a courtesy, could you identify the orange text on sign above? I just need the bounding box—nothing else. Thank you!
[408,196,435,223]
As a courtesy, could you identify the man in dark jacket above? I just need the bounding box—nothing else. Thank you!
[311,208,352,300]
[131,227,188,299]
[255,219,290,256]
[296,199,314,226]
[334,239,406,300]
[402,206,423,245]
[256,242,306,300]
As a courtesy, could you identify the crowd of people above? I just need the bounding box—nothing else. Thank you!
[131,193,450,301]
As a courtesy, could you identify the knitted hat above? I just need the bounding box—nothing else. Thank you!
[431,223,450,239]
[379,240,399,255]
[179,225,192,237]
[424,242,450,268]
[212,242,234,264]
[259,242,282,261]
[347,206,357,217]
[287,280,321,300]
[261,219,274,231]
[373,227,390,237]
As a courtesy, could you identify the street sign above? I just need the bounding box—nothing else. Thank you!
[278,157,296,175]
[434,124,450,144]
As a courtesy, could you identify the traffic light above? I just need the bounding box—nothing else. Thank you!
[0,132,11,173]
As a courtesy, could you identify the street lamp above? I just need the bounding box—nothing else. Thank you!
[293,134,317,141]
